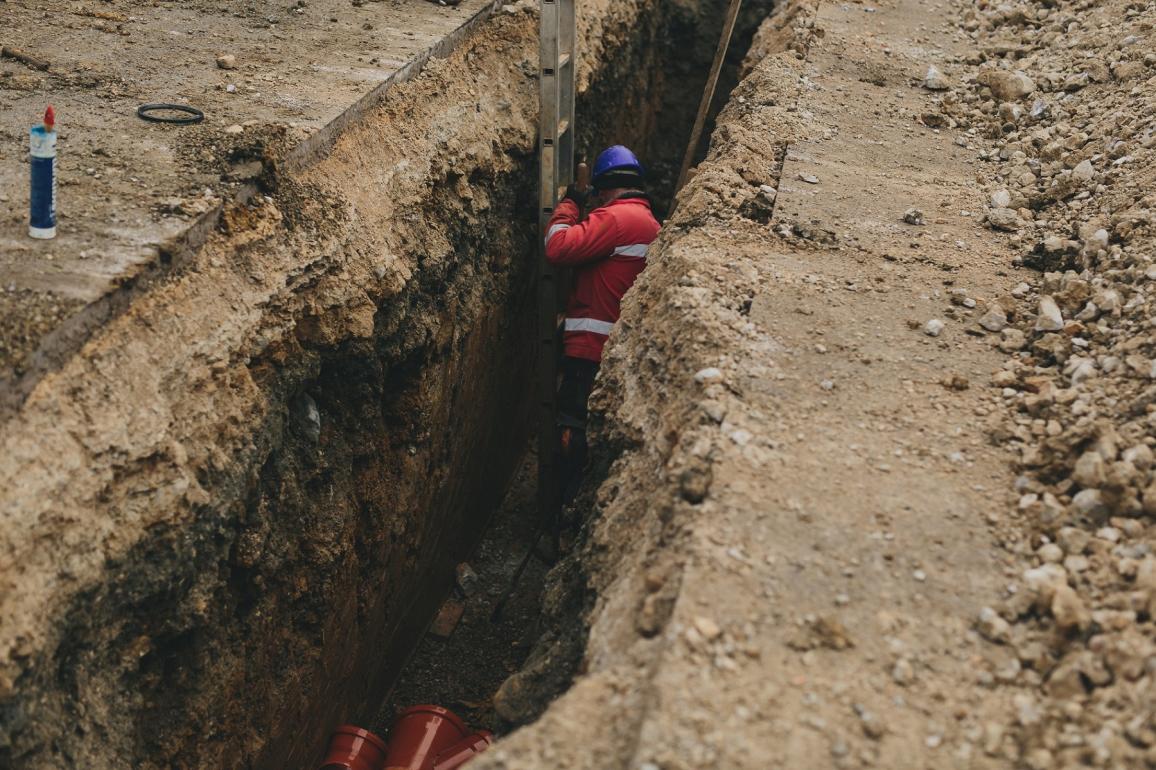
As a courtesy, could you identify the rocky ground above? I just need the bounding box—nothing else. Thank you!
[939,0,1156,764]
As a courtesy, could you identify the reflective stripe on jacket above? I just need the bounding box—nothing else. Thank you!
[544,194,660,362]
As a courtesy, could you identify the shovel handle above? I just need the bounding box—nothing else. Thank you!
[576,162,590,192]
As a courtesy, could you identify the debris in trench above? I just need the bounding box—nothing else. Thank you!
[428,598,467,640]
[455,562,479,596]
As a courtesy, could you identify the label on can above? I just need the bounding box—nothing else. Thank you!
[29,126,57,239]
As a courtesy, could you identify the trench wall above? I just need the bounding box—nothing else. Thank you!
[2,14,541,765]
[0,0,760,768]
[473,3,810,766]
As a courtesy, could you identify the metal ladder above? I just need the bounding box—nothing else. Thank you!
[536,0,576,549]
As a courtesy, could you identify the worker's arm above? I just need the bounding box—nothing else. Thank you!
[544,199,619,266]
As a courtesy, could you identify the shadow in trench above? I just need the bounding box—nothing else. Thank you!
[372,448,546,735]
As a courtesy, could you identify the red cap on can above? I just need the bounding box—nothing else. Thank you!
[44,105,55,131]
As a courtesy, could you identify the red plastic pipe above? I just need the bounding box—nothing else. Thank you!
[318,706,492,770]
[384,705,494,770]
[319,725,389,770]
[431,732,494,770]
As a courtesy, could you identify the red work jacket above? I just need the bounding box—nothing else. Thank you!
[544,194,660,363]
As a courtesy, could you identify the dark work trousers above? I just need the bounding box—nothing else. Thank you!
[556,356,600,506]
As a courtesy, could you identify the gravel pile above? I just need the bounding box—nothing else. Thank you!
[927,0,1156,764]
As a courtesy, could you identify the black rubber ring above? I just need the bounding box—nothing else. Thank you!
[136,103,205,125]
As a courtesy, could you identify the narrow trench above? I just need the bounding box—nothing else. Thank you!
[309,0,772,761]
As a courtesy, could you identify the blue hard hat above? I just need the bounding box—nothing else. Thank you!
[592,145,644,185]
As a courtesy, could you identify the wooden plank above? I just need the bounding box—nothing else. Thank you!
[674,0,744,195]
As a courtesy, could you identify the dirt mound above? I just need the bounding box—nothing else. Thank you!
[931,0,1156,764]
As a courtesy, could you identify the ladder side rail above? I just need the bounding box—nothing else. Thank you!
[536,0,573,543]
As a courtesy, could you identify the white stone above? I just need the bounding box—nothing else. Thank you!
[988,207,1023,231]
[1034,296,1064,331]
[924,65,951,90]
[991,189,1012,212]
[978,309,1008,332]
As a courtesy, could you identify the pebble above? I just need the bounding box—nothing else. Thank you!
[799,173,820,184]
[923,65,951,90]
[1070,488,1105,517]
[1072,159,1095,182]
[216,53,237,70]
[903,208,925,225]
[1034,296,1064,332]
[891,657,915,685]
[987,207,1023,231]
[1071,450,1106,488]
[990,189,1012,208]
[693,616,722,641]
[1037,543,1063,564]
[694,367,723,384]
[924,319,945,337]
[977,606,1012,643]
[854,704,886,739]
[977,68,1035,101]
[978,308,1007,332]
[999,327,1027,351]
[1050,584,1090,631]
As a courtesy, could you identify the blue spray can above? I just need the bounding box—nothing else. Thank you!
[29,105,57,239]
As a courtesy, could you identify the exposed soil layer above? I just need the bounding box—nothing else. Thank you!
[4,7,540,769]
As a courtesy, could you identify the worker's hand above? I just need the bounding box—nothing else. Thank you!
[563,182,590,208]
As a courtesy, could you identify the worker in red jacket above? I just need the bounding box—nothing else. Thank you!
[545,145,660,502]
